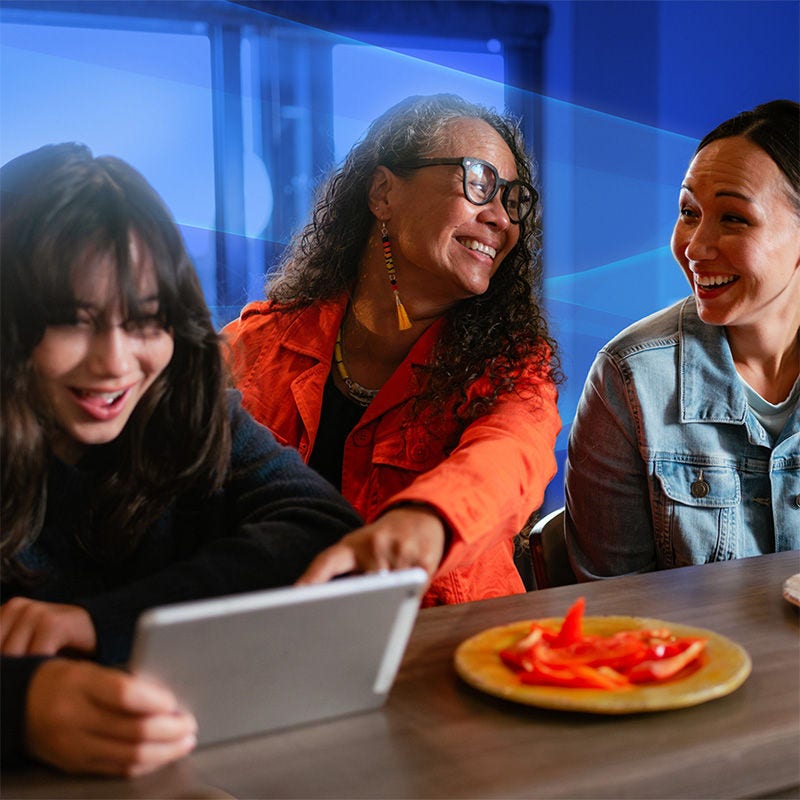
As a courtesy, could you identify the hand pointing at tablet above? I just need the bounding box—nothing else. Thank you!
[296,505,446,587]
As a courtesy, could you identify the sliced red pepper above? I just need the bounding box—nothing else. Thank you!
[499,647,533,673]
[550,597,585,648]
[500,597,706,689]
[534,633,649,672]
[500,600,709,691]
[498,626,546,672]
[627,639,707,683]
[513,626,546,652]
[518,659,629,690]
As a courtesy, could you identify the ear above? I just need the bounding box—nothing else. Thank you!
[367,166,394,221]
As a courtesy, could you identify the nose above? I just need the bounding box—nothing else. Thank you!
[682,220,719,262]
[87,325,134,377]
[477,191,511,230]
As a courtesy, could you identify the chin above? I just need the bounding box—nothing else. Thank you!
[73,425,127,447]
[693,302,732,328]
[461,275,492,297]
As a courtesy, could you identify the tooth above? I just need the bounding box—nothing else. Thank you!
[461,238,496,258]
[696,274,735,288]
[80,389,124,403]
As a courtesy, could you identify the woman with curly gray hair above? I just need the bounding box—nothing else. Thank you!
[226,93,562,605]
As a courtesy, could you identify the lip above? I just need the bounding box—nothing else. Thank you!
[456,236,499,261]
[69,385,133,421]
[692,272,740,299]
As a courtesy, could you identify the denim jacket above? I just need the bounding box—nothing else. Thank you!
[565,297,800,580]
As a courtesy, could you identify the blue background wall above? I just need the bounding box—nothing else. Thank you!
[540,0,799,509]
[2,0,798,514]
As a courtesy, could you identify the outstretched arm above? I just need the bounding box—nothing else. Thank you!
[302,377,560,585]
[384,380,560,578]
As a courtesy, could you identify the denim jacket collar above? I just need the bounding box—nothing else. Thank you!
[677,298,800,447]
[678,298,748,425]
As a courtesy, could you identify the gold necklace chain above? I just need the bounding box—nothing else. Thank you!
[334,327,379,407]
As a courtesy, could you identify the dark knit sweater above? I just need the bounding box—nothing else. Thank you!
[0,390,362,766]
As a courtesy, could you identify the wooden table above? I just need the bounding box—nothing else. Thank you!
[4,551,799,799]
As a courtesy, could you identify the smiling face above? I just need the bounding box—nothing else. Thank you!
[670,136,800,331]
[32,241,174,464]
[374,118,522,313]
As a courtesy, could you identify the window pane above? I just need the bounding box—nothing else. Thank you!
[0,21,217,308]
[332,44,505,162]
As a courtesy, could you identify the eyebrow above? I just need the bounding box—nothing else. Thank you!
[680,183,754,203]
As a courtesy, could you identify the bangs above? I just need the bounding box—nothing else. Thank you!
[38,184,176,330]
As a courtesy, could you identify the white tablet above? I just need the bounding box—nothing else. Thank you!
[128,568,427,746]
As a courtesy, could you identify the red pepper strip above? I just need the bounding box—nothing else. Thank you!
[535,624,559,645]
[518,660,629,690]
[513,626,546,652]
[498,626,547,672]
[533,634,649,672]
[499,648,533,673]
[550,597,586,648]
[642,640,692,660]
[627,639,707,683]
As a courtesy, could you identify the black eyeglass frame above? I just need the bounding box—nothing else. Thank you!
[391,157,537,224]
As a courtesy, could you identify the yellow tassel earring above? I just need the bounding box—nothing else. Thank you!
[381,222,412,331]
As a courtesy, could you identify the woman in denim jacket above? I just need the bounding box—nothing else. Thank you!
[565,100,800,579]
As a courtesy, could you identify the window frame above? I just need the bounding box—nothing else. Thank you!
[1,0,550,323]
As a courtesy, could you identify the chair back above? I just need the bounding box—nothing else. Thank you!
[529,507,576,589]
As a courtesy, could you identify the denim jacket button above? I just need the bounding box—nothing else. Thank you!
[794,494,800,509]
[690,478,710,498]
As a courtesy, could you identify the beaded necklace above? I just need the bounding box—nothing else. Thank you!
[334,327,379,407]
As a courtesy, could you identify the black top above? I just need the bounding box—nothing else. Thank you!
[0,391,362,767]
[308,375,365,490]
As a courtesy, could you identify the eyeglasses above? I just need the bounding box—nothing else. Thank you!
[392,157,537,224]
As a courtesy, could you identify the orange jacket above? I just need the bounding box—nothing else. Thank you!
[224,298,561,606]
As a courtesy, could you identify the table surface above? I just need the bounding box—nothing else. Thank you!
[4,551,799,800]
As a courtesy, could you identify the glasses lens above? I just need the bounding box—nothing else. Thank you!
[506,183,534,223]
[464,161,496,205]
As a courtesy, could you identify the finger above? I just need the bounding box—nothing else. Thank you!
[393,536,441,575]
[296,545,360,584]
[65,727,197,777]
[139,710,198,744]
[80,665,183,717]
[120,733,197,778]
[90,708,198,748]
[0,605,37,656]
[0,600,82,657]
[101,678,182,718]
[0,599,19,646]
[25,661,196,777]
[90,693,197,745]
[28,622,69,657]
[122,732,197,778]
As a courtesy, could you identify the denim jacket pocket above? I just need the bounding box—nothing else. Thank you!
[653,459,741,566]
